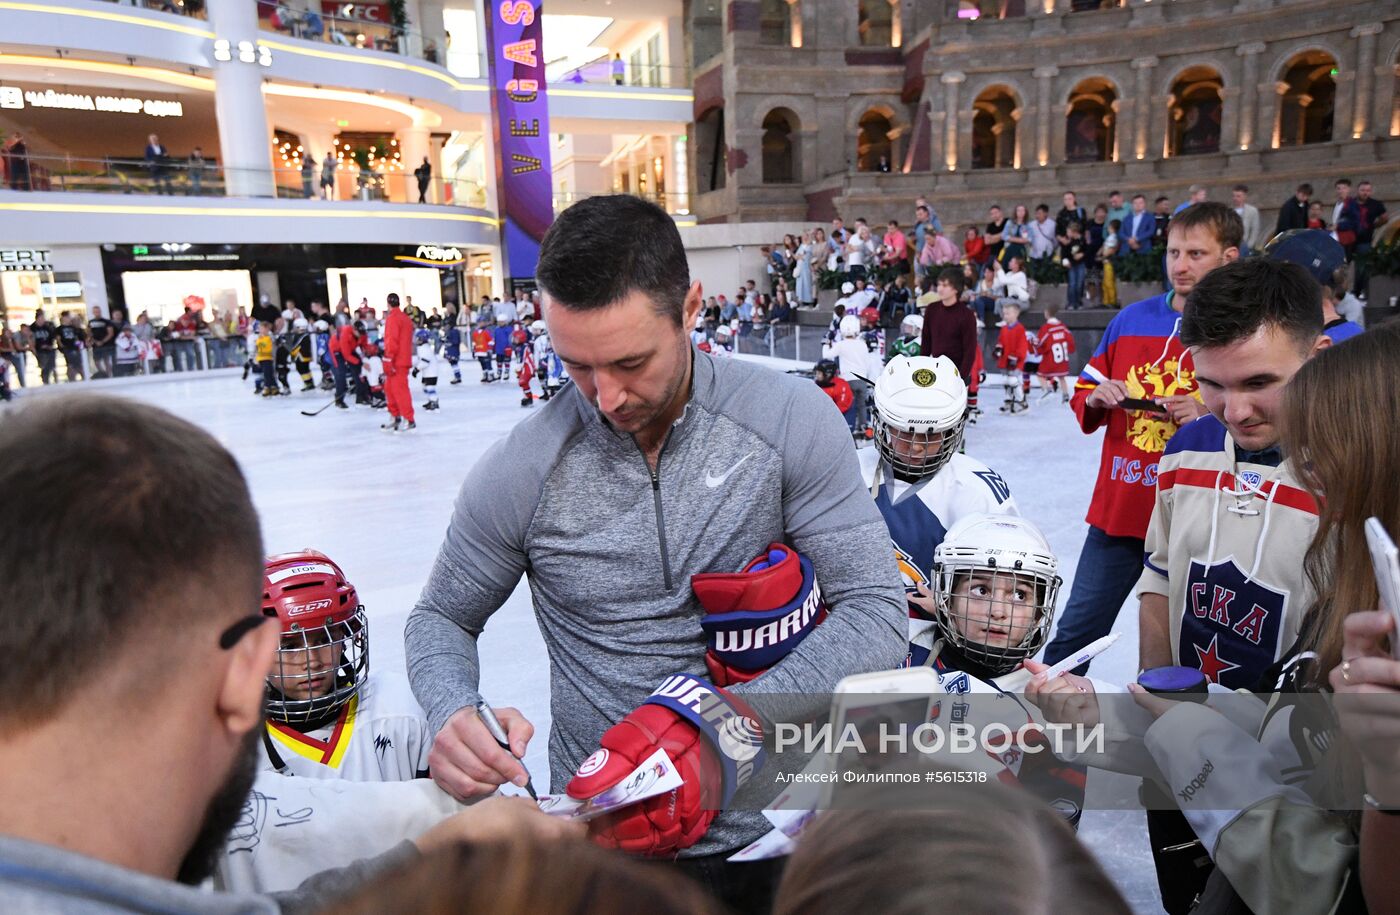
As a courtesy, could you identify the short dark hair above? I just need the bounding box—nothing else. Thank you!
[1167,201,1243,250]
[1035,204,1049,214]
[936,267,966,294]
[1232,183,1249,194]
[0,396,263,729]
[387,293,400,308]
[535,195,690,325]
[1132,194,1146,203]
[1181,259,1323,351]
[1154,195,1170,205]
[1335,177,1352,187]
[1109,189,1121,197]
[1297,183,1313,195]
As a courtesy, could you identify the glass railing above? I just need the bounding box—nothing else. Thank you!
[0,153,489,207]
[100,0,207,19]
[553,190,691,217]
[549,60,691,90]
[259,3,444,63]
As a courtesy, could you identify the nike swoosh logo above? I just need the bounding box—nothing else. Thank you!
[706,452,755,488]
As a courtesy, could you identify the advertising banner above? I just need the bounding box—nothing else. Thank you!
[484,0,553,285]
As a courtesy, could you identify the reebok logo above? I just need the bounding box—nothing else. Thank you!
[706,452,755,488]
[1177,759,1214,804]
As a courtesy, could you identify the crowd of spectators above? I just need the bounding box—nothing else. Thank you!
[759,178,1390,317]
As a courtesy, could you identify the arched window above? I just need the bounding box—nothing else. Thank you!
[1065,78,1117,163]
[762,109,799,183]
[1168,66,1223,156]
[858,0,892,47]
[1277,50,1336,147]
[856,109,894,172]
[972,86,1019,169]
[695,107,727,192]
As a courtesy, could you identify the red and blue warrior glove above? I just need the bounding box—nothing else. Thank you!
[566,544,827,855]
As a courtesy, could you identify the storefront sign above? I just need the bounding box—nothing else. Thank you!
[484,0,553,283]
[394,244,467,268]
[0,248,51,271]
[0,86,183,118]
[322,2,389,23]
[40,282,84,299]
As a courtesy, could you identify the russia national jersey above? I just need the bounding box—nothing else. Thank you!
[1035,319,1076,377]
[1138,414,1319,689]
[859,448,1018,612]
[259,673,433,782]
[1072,292,1200,539]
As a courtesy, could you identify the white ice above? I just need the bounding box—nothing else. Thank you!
[22,359,1160,913]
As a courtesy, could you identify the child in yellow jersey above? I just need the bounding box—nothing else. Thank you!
[254,323,277,397]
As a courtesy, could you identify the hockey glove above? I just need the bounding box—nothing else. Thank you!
[691,544,827,687]
[566,674,765,856]
[993,344,1005,361]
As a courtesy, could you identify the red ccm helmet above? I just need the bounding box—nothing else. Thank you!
[261,550,368,725]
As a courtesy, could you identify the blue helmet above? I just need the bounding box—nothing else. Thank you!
[414,328,431,345]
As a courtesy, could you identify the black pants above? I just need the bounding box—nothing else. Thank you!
[36,349,56,384]
[661,852,785,915]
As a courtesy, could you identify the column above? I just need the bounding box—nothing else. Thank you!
[207,0,274,197]
[942,71,965,171]
[1131,56,1158,160]
[401,126,431,204]
[1350,23,1383,139]
[1235,42,1265,151]
[1034,66,1057,166]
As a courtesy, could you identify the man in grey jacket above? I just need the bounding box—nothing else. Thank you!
[0,396,573,914]
[406,195,907,912]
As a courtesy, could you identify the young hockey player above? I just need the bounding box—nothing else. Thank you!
[509,320,530,380]
[690,313,710,352]
[491,313,513,380]
[360,341,386,410]
[887,313,923,360]
[471,316,494,382]
[254,322,276,397]
[313,319,335,390]
[517,322,537,408]
[859,305,884,360]
[1021,328,1041,403]
[529,320,562,402]
[443,320,463,384]
[259,550,432,780]
[414,328,440,411]
[1035,303,1075,402]
[995,300,1030,413]
[861,354,1018,621]
[272,330,294,395]
[286,317,316,392]
[711,323,734,356]
[812,358,854,425]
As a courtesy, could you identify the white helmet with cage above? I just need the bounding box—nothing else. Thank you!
[872,355,967,482]
[932,514,1062,675]
[900,313,924,337]
[839,314,861,339]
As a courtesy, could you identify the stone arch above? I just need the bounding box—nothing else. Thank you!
[856,109,895,171]
[761,107,800,183]
[694,105,727,192]
[971,84,1022,169]
[1267,39,1348,85]
[1273,47,1339,147]
[1065,75,1119,163]
[1167,64,1224,156]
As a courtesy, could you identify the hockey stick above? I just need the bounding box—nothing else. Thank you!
[300,398,337,417]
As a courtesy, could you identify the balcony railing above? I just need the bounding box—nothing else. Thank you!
[101,0,207,19]
[0,153,488,207]
[552,60,691,90]
[259,3,442,64]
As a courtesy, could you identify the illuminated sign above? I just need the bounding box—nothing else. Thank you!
[0,248,52,271]
[394,244,467,268]
[0,86,183,118]
[322,2,390,23]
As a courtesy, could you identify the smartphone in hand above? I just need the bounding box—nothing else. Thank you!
[1365,517,1400,660]
[1117,397,1169,415]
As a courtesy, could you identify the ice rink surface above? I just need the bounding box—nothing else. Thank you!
[27,358,1160,912]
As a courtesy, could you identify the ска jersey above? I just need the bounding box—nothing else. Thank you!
[1138,414,1319,689]
[260,672,432,782]
[859,448,1018,610]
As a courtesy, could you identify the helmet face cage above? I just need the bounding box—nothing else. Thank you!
[933,560,1061,675]
[873,406,967,482]
[266,604,369,725]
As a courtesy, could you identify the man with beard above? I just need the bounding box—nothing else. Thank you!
[0,396,576,912]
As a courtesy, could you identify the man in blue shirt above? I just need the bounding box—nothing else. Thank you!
[1121,194,1156,258]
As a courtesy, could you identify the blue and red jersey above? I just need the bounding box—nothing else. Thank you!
[1071,292,1199,539]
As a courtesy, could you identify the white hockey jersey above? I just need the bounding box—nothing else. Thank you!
[415,341,439,380]
[259,673,432,782]
[217,771,463,894]
[361,354,384,387]
[859,448,1019,606]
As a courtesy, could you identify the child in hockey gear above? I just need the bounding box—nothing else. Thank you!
[517,326,536,407]
[996,301,1029,414]
[273,332,294,395]
[690,313,710,352]
[288,318,316,391]
[528,320,559,401]
[711,323,734,356]
[313,319,335,390]
[443,322,463,384]
[859,305,884,359]
[414,328,440,411]
[566,543,826,855]
[812,358,854,420]
[862,355,1017,617]
[260,550,432,780]
[255,323,277,397]
[359,342,388,412]
[509,321,530,378]
[1021,330,1041,402]
[888,313,923,360]
[491,314,513,380]
[471,318,494,382]
[1035,303,1075,403]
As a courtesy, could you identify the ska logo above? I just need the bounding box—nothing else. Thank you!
[1180,558,1288,688]
[973,470,1011,504]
